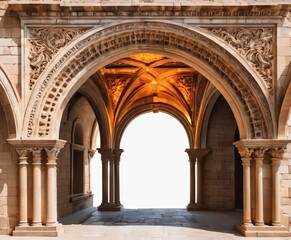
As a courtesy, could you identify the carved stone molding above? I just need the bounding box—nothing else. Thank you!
[28,27,89,89]
[27,22,272,139]
[207,27,274,94]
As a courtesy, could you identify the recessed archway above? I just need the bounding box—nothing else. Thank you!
[120,112,189,208]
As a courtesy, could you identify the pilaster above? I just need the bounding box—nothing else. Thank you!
[8,139,66,237]
[234,139,291,237]
[185,148,209,211]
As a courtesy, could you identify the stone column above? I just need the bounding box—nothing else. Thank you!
[114,149,124,208]
[45,148,60,226]
[238,148,254,226]
[253,148,267,226]
[270,148,284,226]
[16,148,30,226]
[196,149,210,207]
[109,154,115,205]
[97,148,112,210]
[185,149,196,210]
[31,148,42,226]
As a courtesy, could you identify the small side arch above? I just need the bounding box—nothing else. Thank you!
[0,64,20,138]
[278,71,291,139]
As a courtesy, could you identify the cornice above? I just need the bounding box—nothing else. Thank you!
[7,3,291,18]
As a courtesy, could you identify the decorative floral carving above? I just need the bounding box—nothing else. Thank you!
[107,77,131,108]
[175,75,192,104]
[208,28,273,94]
[28,28,88,89]
[28,22,272,139]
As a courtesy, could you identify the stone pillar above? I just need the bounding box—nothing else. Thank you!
[253,148,267,226]
[31,148,42,226]
[97,148,112,210]
[16,148,30,226]
[196,149,210,207]
[238,148,253,226]
[185,149,196,210]
[109,154,115,204]
[45,147,60,226]
[114,149,124,208]
[270,148,284,226]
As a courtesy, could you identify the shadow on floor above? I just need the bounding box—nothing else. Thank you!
[61,207,243,236]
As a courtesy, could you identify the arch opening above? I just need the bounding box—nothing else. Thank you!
[120,112,189,208]
[26,21,274,141]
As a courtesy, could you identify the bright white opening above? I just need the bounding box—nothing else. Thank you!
[120,112,189,208]
[91,135,101,206]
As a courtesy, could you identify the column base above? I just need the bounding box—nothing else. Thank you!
[187,203,207,211]
[98,203,123,211]
[237,224,291,237]
[13,224,64,237]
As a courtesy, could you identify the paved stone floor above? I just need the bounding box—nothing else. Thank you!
[2,208,291,240]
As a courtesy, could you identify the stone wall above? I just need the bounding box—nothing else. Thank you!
[58,96,96,218]
[0,104,17,234]
[0,2,20,94]
[204,96,237,210]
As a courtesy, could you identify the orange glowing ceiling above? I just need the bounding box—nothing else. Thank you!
[96,53,210,125]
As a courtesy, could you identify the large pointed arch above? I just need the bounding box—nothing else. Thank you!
[24,20,274,140]
[0,64,20,138]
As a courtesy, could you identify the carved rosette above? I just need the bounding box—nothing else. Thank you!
[175,75,192,105]
[28,28,89,90]
[208,27,273,94]
[108,77,131,108]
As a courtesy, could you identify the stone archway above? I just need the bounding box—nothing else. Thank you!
[23,21,274,141]
[0,65,19,138]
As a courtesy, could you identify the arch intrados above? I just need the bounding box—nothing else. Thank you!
[114,103,193,149]
[50,46,249,140]
[0,65,19,138]
[278,80,291,139]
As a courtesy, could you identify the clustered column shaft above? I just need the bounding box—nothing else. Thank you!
[185,148,209,210]
[15,145,63,227]
[236,145,285,228]
[16,149,30,227]
[238,148,253,226]
[31,148,42,226]
[98,148,123,210]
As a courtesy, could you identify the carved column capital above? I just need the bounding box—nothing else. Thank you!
[253,147,268,158]
[97,148,112,163]
[45,148,60,165]
[238,147,254,158]
[269,148,285,160]
[16,148,31,165]
[113,149,124,164]
[32,147,42,164]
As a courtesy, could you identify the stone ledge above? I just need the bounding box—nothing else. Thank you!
[13,224,64,237]
[237,224,291,237]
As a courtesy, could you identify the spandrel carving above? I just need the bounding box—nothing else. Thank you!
[208,27,273,94]
[28,28,89,89]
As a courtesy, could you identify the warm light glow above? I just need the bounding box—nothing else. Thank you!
[151,79,157,85]
[130,53,164,64]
